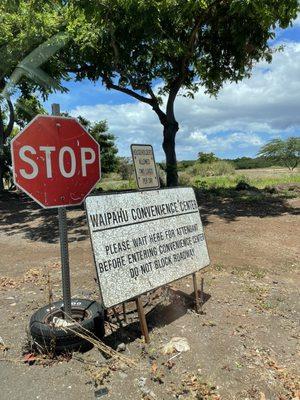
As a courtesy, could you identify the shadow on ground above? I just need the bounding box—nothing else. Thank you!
[0,185,299,243]
[195,185,299,226]
[104,288,211,349]
[0,191,87,244]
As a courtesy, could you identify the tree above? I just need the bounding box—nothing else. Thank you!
[2,1,298,187]
[0,98,14,191]
[62,0,298,186]
[15,95,46,129]
[198,152,219,164]
[117,157,133,181]
[76,116,118,173]
[0,96,46,189]
[0,0,68,190]
[258,137,300,171]
[1,127,19,190]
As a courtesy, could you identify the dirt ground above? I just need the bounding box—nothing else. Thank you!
[0,189,299,400]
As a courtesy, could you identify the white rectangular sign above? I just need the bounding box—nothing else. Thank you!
[85,188,210,308]
[131,144,160,189]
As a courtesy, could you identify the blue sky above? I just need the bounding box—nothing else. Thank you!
[44,16,300,161]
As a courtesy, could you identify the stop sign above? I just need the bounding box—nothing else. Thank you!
[11,115,101,208]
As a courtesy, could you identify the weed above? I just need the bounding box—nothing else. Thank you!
[258,301,274,311]
[85,364,111,387]
[235,362,243,369]
[250,270,266,279]
[247,286,261,294]
[176,373,220,400]
[179,171,193,186]
[214,264,224,271]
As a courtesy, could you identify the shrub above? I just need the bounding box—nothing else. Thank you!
[234,175,251,185]
[178,172,193,186]
[194,179,209,190]
[193,160,235,177]
[197,152,219,164]
[117,157,133,180]
[156,164,166,187]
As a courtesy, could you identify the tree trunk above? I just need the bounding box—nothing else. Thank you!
[162,121,179,187]
[0,165,4,191]
[0,124,4,192]
[0,98,15,192]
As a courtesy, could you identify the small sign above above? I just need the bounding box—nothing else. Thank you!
[131,144,160,190]
[85,188,210,308]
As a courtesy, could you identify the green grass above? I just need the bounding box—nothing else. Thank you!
[95,168,300,196]
[248,174,300,188]
[194,175,238,189]
[96,174,137,191]
[194,173,300,190]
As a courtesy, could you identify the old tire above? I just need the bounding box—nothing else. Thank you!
[29,299,105,353]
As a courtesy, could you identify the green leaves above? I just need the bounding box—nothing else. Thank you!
[15,95,46,129]
[0,1,67,97]
[64,0,299,102]
[85,119,119,174]
[1,0,299,102]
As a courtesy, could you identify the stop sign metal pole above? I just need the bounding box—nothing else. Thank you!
[52,103,72,319]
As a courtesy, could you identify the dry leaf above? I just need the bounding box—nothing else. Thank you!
[259,392,266,400]
[24,353,37,364]
[151,361,158,374]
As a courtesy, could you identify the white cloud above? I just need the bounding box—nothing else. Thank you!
[70,42,300,160]
[293,13,300,26]
[184,131,264,153]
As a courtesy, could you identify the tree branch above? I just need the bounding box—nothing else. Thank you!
[109,27,120,66]
[146,85,157,102]
[145,85,167,125]
[166,78,183,123]
[0,107,5,145]
[102,76,154,106]
[70,65,168,125]
[166,0,222,122]
[152,102,167,126]
[165,13,204,122]
[107,79,169,126]
[4,98,14,140]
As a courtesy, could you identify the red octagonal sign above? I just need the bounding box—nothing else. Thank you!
[11,115,101,208]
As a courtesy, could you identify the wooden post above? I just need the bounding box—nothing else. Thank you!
[193,273,200,313]
[135,296,150,344]
[200,275,204,314]
[122,302,127,324]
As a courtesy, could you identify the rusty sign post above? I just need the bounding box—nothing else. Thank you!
[52,104,72,318]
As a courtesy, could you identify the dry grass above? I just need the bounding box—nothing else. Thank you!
[236,167,300,178]
[174,373,221,399]
[0,263,60,291]
[61,311,137,367]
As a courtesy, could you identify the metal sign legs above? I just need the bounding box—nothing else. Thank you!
[134,273,205,344]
